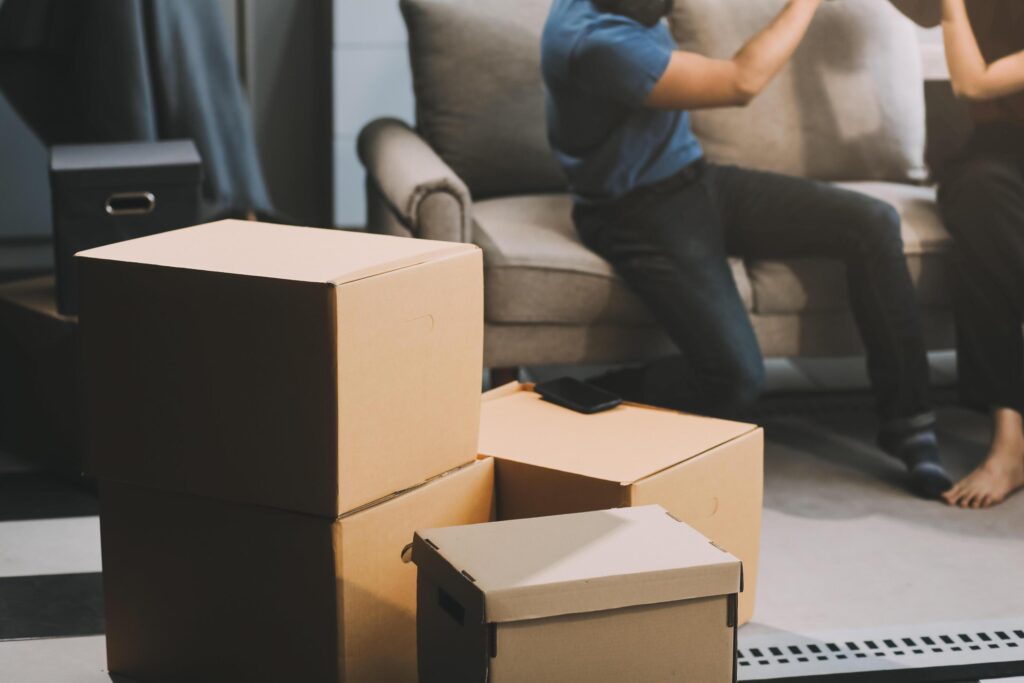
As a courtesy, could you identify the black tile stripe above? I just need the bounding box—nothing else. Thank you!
[739,627,1024,681]
[0,572,104,640]
[0,473,97,522]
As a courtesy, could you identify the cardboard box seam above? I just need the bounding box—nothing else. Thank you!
[78,236,480,288]
[328,286,342,514]
[91,458,486,524]
[478,426,764,487]
[626,426,764,486]
[329,244,481,288]
[337,459,487,520]
[76,257,343,290]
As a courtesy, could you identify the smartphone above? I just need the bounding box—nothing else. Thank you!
[534,377,623,414]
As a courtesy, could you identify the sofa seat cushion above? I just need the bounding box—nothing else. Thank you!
[749,182,952,315]
[474,194,752,325]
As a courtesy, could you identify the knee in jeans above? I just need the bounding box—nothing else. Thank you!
[709,354,765,411]
[852,200,904,257]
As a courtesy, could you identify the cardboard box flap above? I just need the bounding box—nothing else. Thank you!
[415,506,740,624]
[479,384,757,485]
[76,220,475,285]
[411,534,488,623]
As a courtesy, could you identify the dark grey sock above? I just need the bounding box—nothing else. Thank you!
[878,427,953,499]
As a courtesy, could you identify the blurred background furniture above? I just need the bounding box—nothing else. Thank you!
[0,0,273,220]
[359,0,974,377]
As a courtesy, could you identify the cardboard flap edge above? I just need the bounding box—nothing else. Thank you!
[484,561,742,623]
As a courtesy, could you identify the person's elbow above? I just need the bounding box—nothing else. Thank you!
[731,71,764,107]
[951,75,992,102]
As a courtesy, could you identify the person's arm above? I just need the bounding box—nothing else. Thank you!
[889,0,941,28]
[645,0,822,110]
[942,0,1024,101]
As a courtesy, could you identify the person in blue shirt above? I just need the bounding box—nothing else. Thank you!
[542,0,952,499]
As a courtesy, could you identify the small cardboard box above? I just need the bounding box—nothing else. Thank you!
[479,382,763,624]
[99,458,495,683]
[78,220,483,516]
[0,276,80,472]
[412,505,741,683]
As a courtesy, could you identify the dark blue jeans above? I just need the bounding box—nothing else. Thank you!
[574,161,932,422]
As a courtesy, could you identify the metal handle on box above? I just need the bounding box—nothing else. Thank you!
[105,191,156,216]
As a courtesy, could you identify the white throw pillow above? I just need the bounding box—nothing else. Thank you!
[670,0,928,182]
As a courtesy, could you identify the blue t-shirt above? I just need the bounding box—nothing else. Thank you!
[541,0,703,202]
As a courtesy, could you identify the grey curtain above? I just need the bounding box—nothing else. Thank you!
[0,0,273,217]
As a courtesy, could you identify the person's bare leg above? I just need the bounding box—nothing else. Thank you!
[943,407,1024,509]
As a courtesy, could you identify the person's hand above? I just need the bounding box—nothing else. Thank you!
[789,0,825,17]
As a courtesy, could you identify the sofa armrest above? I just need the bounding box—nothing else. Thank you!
[358,118,472,243]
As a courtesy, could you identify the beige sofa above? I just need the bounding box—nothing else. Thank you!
[358,0,972,372]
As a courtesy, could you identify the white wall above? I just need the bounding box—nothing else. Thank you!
[333,0,415,228]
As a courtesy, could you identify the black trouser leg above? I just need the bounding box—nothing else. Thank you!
[575,171,765,418]
[574,162,933,422]
[939,153,1024,415]
[702,164,932,423]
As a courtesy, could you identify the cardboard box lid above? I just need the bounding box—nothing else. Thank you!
[76,220,476,286]
[479,383,758,485]
[413,505,740,623]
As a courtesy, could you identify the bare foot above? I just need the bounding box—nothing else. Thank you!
[942,449,1024,509]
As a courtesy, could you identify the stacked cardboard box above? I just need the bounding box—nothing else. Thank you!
[478,382,764,624]
[79,220,494,683]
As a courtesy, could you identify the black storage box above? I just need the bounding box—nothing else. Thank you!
[50,140,202,315]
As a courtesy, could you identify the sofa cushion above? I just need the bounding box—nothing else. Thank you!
[400,0,566,199]
[476,184,950,324]
[670,0,927,183]
[473,194,752,325]
[749,182,952,315]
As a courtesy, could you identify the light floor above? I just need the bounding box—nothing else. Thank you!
[1,355,1022,681]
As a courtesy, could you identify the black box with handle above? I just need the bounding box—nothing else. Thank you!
[49,139,202,315]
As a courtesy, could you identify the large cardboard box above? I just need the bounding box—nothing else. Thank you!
[78,220,483,516]
[412,505,741,683]
[99,457,494,683]
[479,382,763,624]
[0,276,80,473]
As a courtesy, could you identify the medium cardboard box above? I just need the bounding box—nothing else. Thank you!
[99,457,495,683]
[479,382,763,624]
[0,276,79,473]
[412,505,741,683]
[78,220,483,516]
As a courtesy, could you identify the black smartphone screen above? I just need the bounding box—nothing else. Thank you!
[534,377,623,414]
